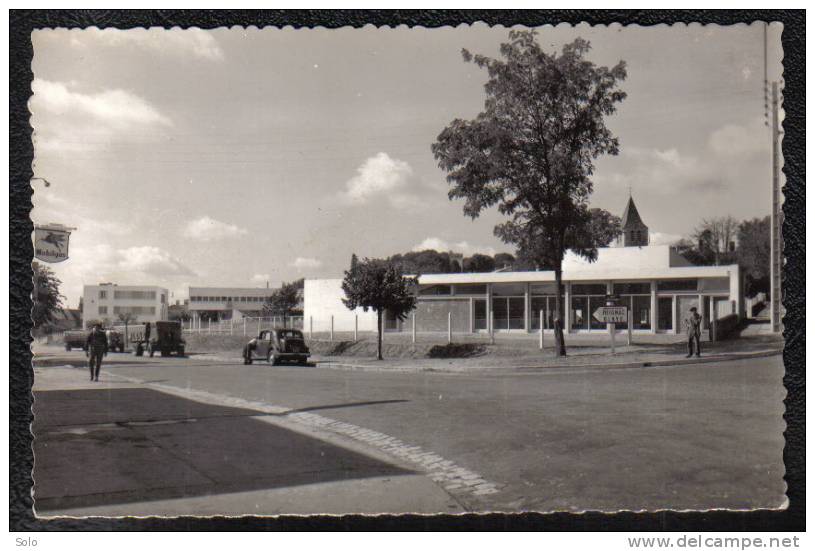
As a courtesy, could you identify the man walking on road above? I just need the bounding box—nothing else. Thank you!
[685,307,702,358]
[85,323,108,382]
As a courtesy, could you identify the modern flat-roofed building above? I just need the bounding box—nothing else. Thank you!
[187,287,280,321]
[82,283,169,328]
[305,197,743,336]
[305,245,741,336]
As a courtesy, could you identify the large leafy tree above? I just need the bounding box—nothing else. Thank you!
[463,253,496,273]
[32,261,64,330]
[432,31,627,355]
[341,255,417,360]
[736,216,770,298]
[263,280,301,328]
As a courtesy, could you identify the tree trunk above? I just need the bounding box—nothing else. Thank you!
[554,266,567,356]
[376,309,383,360]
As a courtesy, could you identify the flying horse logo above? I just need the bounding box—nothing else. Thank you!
[35,226,71,263]
[42,231,67,251]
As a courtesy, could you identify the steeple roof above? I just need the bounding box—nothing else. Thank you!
[621,196,647,229]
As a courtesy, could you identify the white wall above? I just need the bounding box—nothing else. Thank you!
[82,284,168,328]
[303,279,378,332]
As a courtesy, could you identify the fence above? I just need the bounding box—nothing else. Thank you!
[183,316,304,336]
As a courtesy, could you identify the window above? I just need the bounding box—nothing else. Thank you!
[632,295,652,330]
[491,283,526,296]
[571,283,608,295]
[98,306,108,315]
[657,279,698,292]
[113,306,156,315]
[613,282,651,295]
[418,284,452,296]
[454,284,487,295]
[530,283,561,295]
[570,296,589,330]
[114,290,156,300]
[99,290,107,299]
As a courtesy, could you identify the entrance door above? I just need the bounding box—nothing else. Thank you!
[657,297,674,331]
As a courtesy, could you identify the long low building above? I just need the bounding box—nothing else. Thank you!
[187,287,279,321]
[303,245,742,336]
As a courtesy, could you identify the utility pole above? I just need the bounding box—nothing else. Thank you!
[769,81,782,333]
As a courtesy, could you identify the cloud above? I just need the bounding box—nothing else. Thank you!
[32,79,172,128]
[412,237,497,257]
[649,231,684,246]
[182,216,248,241]
[70,28,224,61]
[117,246,194,276]
[30,79,172,153]
[290,257,323,270]
[708,118,768,157]
[251,274,271,285]
[341,152,416,207]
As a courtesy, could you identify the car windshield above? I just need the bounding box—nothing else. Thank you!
[277,330,302,339]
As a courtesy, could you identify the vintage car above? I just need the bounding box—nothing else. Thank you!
[243,328,310,366]
[63,330,89,351]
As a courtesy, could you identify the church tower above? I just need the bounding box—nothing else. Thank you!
[618,195,649,247]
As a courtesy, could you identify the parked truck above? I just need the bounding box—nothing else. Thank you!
[63,330,89,351]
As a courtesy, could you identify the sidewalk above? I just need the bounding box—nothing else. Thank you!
[310,345,783,374]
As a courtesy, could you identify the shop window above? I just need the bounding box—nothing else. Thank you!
[570,296,589,330]
[632,295,651,330]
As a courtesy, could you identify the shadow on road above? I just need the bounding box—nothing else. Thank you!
[33,388,414,512]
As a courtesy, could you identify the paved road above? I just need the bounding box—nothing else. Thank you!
[33,349,786,515]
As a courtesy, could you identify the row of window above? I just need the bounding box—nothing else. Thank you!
[419,279,705,297]
[189,296,272,303]
[98,290,159,301]
[98,306,156,315]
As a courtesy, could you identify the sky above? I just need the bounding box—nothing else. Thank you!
[30,22,784,307]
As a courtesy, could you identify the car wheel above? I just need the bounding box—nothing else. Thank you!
[268,352,278,366]
[178,347,185,357]
[65,344,71,351]
[149,346,155,358]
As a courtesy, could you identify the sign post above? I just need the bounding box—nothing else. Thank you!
[34,223,75,263]
[593,304,628,355]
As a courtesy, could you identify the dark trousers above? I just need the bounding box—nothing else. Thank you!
[687,334,701,356]
[88,350,104,379]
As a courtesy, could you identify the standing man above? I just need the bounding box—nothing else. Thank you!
[85,323,108,381]
[684,306,702,358]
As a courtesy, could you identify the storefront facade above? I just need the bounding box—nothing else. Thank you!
[405,246,741,335]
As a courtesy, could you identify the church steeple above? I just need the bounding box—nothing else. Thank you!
[619,195,649,247]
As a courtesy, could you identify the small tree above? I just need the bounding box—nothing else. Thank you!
[341,256,417,360]
[432,31,627,356]
[32,261,64,331]
[117,312,136,348]
[263,280,301,328]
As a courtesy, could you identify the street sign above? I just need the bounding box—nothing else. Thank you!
[593,306,628,324]
[34,224,73,263]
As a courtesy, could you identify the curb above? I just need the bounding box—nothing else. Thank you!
[312,349,783,374]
